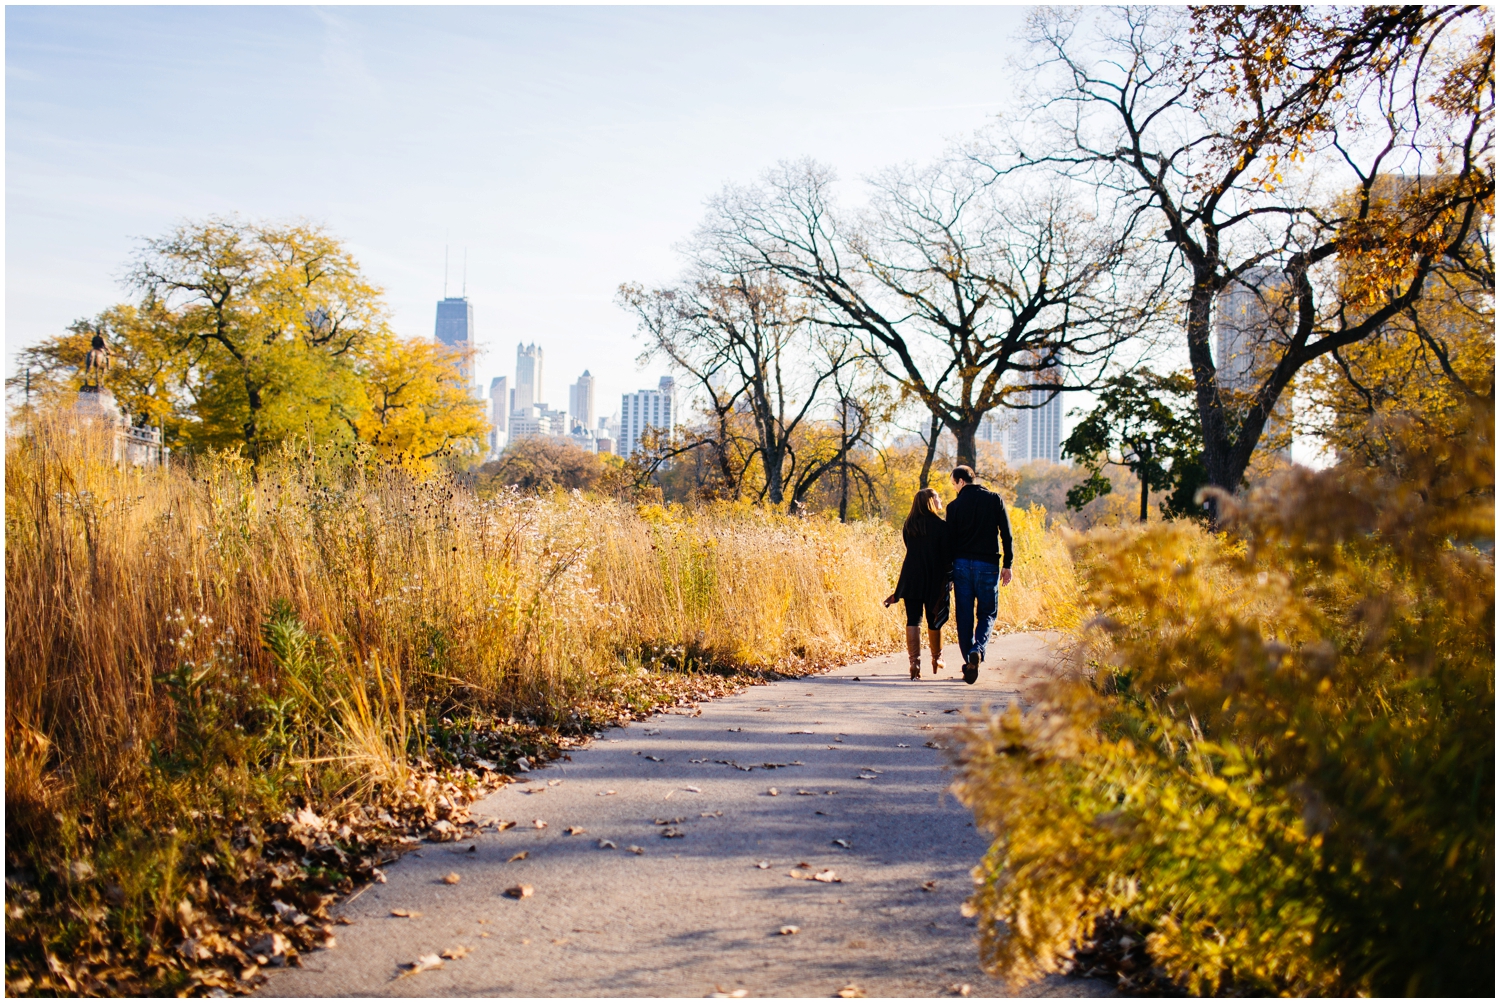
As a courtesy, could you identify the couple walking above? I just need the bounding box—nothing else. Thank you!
[884,465,1013,684]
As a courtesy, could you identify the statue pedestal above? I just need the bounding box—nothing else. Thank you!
[73,387,122,424]
[68,389,166,466]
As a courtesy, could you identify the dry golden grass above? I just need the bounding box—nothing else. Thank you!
[5,413,908,830]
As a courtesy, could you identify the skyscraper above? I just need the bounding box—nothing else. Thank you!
[434,297,476,387]
[489,376,508,457]
[515,342,543,413]
[1002,357,1065,464]
[620,376,676,457]
[1215,266,1293,455]
[569,371,596,432]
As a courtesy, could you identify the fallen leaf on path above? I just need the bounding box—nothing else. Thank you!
[504,884,534,899]
[532,819,548,829]
[726,727,742,732]
[709,986,749,998]
[494,820,518,831]
[766,787,780,796]
[442,872,461,885]
[389,909,422,918]
[795,861,812,868]
[812,869,841,883]
[508,851,529,862]
[551,938,570,946]
[597,839,617,849]
[645,755,665,762]
[440,946,472,960]
[856,774,879,780]
[395,953,444,978]
[922,880,937,892]
[644,728,661,736]
[661,828,684,838]
[825,790,838,795]
[947,983,971,997]
[627,845,645,855]
[832,839,851,849]
[787,730,814,735]
[523,785,546,794]
[779,925,801,935]
[548,778,564,786]
[701,810,723,817]
[598,790,617,796]
[654,816,686,825]
[942,708,959,714]
[796,790,816,796]
[565,826,586,836]
[896,744,910,748]
[682,786,702,792]
[336,916,353,925]
[838,984,866,998]
[755,707,771,712]
[756,861,770,869]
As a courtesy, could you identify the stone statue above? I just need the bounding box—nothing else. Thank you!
[81,334,111,391]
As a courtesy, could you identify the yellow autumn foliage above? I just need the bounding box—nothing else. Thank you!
[952,404,1494,995]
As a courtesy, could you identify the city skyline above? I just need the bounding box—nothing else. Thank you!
[5,6,1032,432]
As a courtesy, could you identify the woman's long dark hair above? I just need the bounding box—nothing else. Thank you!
[903,488,944,536]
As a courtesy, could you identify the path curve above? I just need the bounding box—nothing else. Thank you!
[263,633,1111,998]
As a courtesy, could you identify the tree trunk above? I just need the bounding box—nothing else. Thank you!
[953,421,979,471]
[243,379,263,462]
[1139,476,1149,523]
[917,412,940,489]
[764,445,786,507]
[838,399,850,522]
[1185,272,1234,521]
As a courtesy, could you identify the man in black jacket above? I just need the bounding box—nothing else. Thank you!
[945,465,1013,684]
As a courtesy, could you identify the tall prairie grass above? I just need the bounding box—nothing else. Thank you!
[6,414,914,833]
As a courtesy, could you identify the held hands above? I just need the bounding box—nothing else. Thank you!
[1001,568,1013,587]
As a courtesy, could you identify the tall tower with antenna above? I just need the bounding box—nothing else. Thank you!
[435,245,477,392]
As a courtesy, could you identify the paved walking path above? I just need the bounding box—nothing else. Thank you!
[264,633,1110,998]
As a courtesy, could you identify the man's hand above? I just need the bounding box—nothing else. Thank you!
[883,594,898,607]
[1001,568,1013,587]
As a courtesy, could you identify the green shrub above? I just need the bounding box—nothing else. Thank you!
[952,408,1494,995]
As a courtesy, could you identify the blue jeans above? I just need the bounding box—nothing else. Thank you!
[952,558,1000,662]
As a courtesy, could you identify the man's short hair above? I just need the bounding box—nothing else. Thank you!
[951,465,975,484]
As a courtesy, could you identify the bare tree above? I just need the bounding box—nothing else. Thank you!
[701,156,1167,468]
[997,6,1493,504]
[619,262,865,508]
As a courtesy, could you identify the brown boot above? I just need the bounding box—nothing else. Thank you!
[928,628,944,675]
[906,626,922,680]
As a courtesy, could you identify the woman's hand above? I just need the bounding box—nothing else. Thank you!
[883,594,898,607]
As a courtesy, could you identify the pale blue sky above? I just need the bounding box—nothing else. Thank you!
[6,4,1031,419]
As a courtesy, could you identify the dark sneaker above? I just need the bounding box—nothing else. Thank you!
[963,650,980,685]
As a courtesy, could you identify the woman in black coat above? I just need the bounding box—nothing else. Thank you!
[883,488,951,680]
